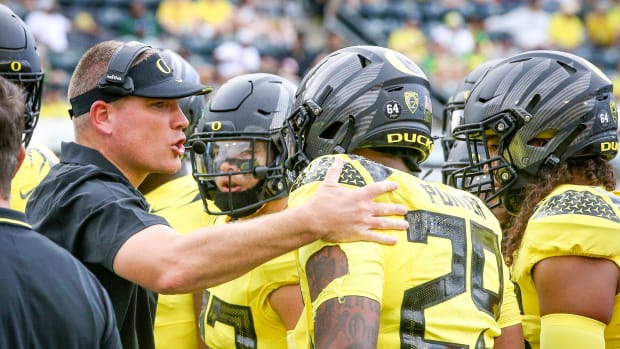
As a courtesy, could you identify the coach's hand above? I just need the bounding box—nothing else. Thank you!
[305,157,407,245]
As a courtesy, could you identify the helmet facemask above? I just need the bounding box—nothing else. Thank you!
[454,105,600,214]
[190,129,288,218]
[13,71,44,146]
[442,140,494,193]
[188,73,295,218]
[453,109,524,214]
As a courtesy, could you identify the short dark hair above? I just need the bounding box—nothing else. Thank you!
[0,76,25,198]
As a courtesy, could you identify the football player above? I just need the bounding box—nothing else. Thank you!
[0,4,59,212]
[283,45,523,348]
[188,72,301,348]
[453,50,620,349]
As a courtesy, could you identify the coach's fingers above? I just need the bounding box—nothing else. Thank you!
[371,200,409,217]
[359,229,399,245]
[322,157,344,185]
[360,180,401,202]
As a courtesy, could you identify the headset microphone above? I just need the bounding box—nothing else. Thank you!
[284,157,294,170]
[254,166,269,180]
[192,141,207,154]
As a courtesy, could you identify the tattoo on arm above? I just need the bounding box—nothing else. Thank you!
[307,245,380,348]
[307,245,349,301]
[315,296,380,348]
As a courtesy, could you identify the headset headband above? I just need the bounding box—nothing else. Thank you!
[98,41,151,96]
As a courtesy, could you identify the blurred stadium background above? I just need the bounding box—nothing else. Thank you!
[8,0,620,182]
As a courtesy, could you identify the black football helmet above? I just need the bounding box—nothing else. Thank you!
[188,73,295,218]
[442,140,494,195]
[442,60,499,188]
[442,140,470,187]
[452,50,618,214]
[0,4,44,147]
[283,45,433,178]
[158,48,207,139]
[441,59,499,161]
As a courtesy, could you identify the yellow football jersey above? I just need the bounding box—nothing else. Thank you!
[10,143,58,212]
[511,184,620,349]
[289,154,519,348]
[144,174,217,349]
[199,215,300,349]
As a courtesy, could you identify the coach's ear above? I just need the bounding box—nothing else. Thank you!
[89,100,114,135]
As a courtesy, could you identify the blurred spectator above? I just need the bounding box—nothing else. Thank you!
[308,30,345,70]
[427,43,469,96]
[387,13,428,63]
[119,0,161,39]
[429,11,475,56]
[484,0,550,50]
[156,0,201,36]
[213,30,261,84]
[71,10,104,49]
[229,0,297,54]
[231,0,259,30]
[585,1,616,48]
[305,0,326,18]
[24,0,71,53]
[548,0,585,51]
[3,0,35,17]
[194,0,234,39]
[278,56,301,83]
[607,1,620,36]
[463,14,494,71]
[262,15,297,50]
[288,31,315,77]
[40,69,70,119]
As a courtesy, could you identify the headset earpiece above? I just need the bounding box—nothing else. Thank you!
[97,41,151,97]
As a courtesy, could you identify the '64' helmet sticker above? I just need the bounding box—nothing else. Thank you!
[384,100,401,119]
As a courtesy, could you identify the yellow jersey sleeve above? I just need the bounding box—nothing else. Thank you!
[200,251,298,349]
[199,210,299,348]
[512,184,620,348]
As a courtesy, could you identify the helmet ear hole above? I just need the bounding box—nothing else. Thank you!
[319,122,344,140]
[525,94,541,111]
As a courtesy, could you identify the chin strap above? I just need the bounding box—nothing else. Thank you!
[544,123,587,167]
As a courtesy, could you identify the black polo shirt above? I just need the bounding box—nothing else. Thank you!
[0,208,121,348]
[26,142,169,349]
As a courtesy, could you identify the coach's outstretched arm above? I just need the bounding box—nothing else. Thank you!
[114,157,407,293]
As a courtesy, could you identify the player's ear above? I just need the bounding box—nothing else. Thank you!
[14,144,26,178]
